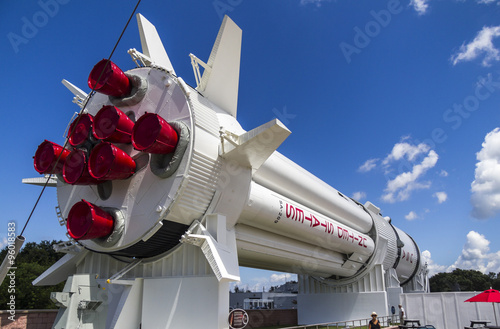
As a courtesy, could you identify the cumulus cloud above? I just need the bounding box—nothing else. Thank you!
[352,191,366,201]
[358,159,378,173]
[448,231,500,273]
[421,250,448,277]
[405,211,418,220]
[451,26,500,66]
[382,142,430,165]
[470,128,500,219]
[434,191,448,203]
[410,0,429,15]
[382,148,439,203]
[423,231,500,277]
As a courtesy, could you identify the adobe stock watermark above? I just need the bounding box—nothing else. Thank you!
[384,70,500,183]
[213,0,243,21]
[6,222,17,322]
[339,0,403,64]
[7,0,71,54]
[272,106,296,126]
[410,71,500,151]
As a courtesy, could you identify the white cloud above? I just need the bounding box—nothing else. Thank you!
[352,191,366,201]
[0,236,7,250]
[405,211,418,220]
[358,158,378,173]
[423,231,500,277]
[410,0,429,15]
[477,0,500,4]
[421,250,448,277]
[382,149,438,203]
[434,191,448,203]
[470,128,500,219]
[439,170,449,177]
[383,142,431,165]
[300,0,330,6]
[448,231,500,273]
[451,26,500,67]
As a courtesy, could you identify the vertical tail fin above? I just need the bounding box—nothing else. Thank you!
[136,14,176,74]
[199,16,242,117]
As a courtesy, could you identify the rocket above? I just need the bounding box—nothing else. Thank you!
[25,14,428,328]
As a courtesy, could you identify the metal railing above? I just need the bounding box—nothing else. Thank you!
[281,315,398,329]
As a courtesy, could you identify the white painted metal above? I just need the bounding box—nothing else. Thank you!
[241,182,375,258]
[401,292,500,329]
[254,152,374,233]
[235,224,354,277]
[136,13,175,74]
[22,175,57,187]
[197,15,241,117]
[0,235,24,285]
[394,227,420,284]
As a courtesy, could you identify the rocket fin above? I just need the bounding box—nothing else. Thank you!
[33,249,89,286]
[181,219,240,282]
[199,15,242,117]
[136,14,176,74]
[62,79,88,99]
[220,119,291,170]
[62,79,88,108]
[22,175,58,187]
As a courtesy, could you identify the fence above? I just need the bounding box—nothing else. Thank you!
[281,315,397,329]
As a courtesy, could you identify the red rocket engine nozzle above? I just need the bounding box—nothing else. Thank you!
[88,59,131,97]
[93,105,134,143]
[89,142,136,180]
[67,199,114,240]
[68,113,94,147]
[34,140,70,174]
[63,149,101,185]
[132,113,178,154]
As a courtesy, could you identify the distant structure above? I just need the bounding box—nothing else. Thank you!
[230,282,298,310]
[23,13,428,329]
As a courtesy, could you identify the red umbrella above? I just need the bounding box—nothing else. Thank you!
[465,289,500,326]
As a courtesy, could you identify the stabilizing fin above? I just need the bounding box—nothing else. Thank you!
[136,13,175,74]
[195,15,242,118]
[220,119,291,170]
[62,79,88,108]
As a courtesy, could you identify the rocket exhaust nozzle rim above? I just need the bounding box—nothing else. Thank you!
[132,113,178,154]
[63,149,102,185]
[67,200,115,240]
[89,142,136,180]
[93,105,134,143]
[68,113,94,147]
[88,59,131,97]
[34,140,70,175]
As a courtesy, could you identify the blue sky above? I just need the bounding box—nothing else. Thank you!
[1,0,500,291]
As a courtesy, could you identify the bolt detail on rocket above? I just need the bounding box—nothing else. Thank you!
[23,13,429,329]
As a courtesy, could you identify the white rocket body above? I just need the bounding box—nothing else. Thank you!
[28,14,428,329]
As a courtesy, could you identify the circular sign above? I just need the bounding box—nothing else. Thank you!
[228,309,249,329]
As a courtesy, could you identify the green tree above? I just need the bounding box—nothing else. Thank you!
[430,269,493,292]
[0,240,66,309]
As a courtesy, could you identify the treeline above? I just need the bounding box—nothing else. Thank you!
[430,268,500,292]
[0,240,65,309]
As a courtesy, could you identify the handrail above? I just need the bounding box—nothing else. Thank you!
[281,315,398,329]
